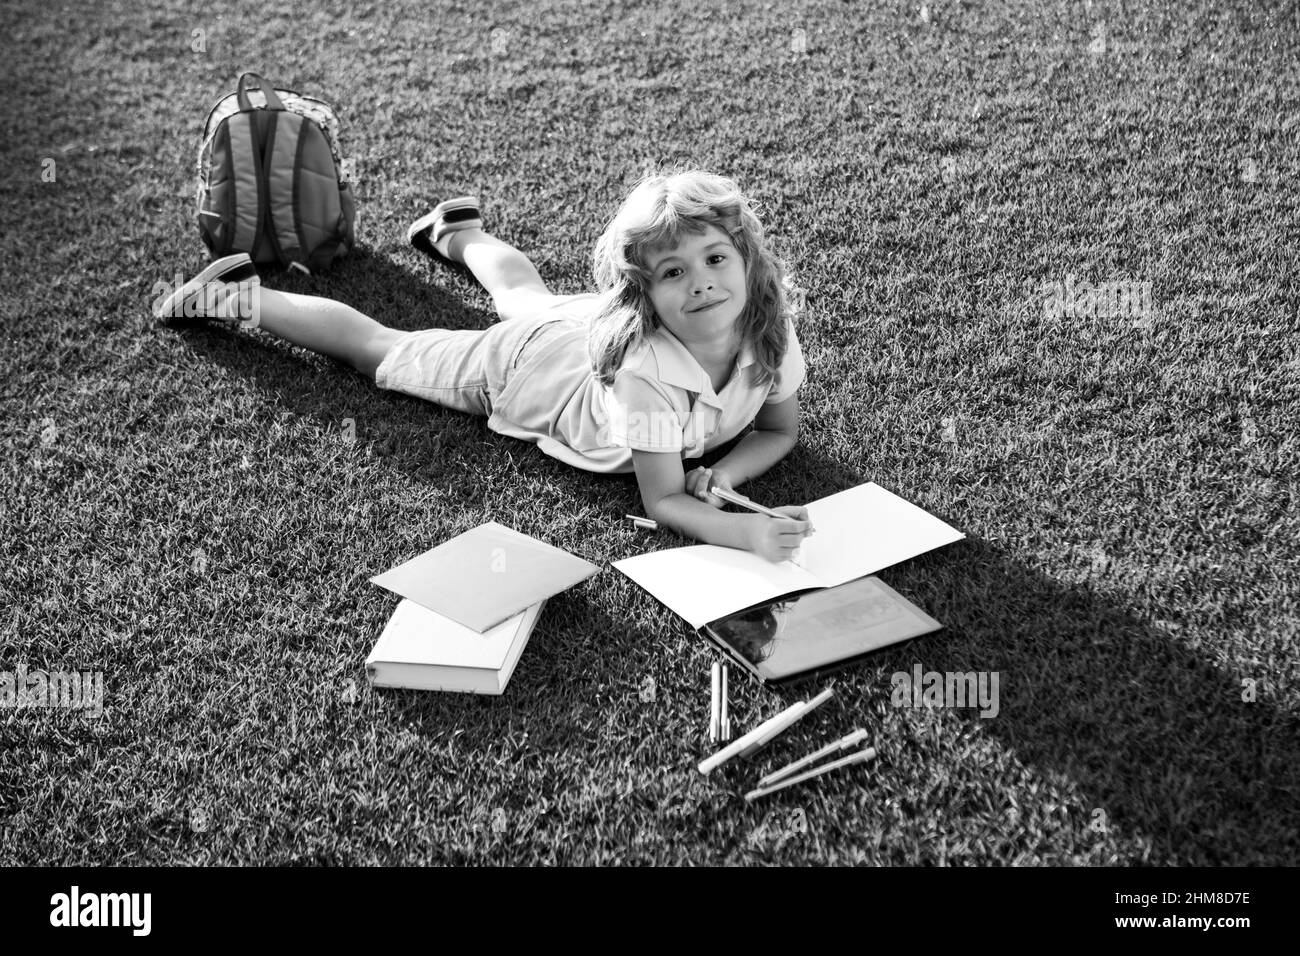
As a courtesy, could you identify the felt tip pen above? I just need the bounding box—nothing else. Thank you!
[756,728,871,788]
[710,661,721,743]
[698,701,807,775]
[720,663,730,742]
[625,514,659,531]
[738,686,835,758]
[710,486,815,535]
[744,747,878,802]
[698,686,835,775]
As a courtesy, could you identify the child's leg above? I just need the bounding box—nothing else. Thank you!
[255,289,405,380]
[444,228,571,323]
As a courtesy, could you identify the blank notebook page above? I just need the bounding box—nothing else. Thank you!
[798,483,966,587]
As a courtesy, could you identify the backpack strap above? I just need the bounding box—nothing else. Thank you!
[231,74,293,267]
[236,72,286,112]
[306,236,344,273]
[261,111,301,269]
[266,114,349,274]
[312,181,356,271]
[223,112,266,259]
[302,155,348,273]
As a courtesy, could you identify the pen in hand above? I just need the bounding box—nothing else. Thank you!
[709,485,816,536]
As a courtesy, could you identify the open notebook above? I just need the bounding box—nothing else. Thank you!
[613,482,965,629]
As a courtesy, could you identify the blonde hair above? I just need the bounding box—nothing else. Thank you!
[587,169,799,388]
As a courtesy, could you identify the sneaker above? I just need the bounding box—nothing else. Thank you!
[154,254,261,325]
[407,197,482,264]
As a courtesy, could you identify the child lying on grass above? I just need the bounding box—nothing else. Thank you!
[157,169,814,562]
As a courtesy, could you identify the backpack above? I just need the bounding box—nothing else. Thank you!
[196,72,356,273]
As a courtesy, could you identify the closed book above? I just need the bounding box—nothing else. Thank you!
[365,597,547,695]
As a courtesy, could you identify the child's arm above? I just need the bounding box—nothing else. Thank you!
[684,394,800,505]
[633,447,811,563]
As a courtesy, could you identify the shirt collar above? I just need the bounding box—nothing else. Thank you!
[640,325,756,394]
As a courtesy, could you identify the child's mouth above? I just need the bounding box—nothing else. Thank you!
[691,299,726,313]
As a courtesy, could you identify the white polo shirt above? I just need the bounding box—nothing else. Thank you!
[488,308,807,474]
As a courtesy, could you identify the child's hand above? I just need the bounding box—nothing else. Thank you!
[684,466,734,508]
[744,506,814,564]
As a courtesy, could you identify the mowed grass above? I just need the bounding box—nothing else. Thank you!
[1,0,1297,865]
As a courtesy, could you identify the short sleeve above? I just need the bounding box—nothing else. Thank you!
[605,370,686,452]
[765,319,807,404]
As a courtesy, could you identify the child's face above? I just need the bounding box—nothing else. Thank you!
[644,224,748,350]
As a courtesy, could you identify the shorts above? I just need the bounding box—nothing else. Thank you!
[374,293,599,416]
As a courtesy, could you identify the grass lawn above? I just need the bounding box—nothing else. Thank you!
[1,0,1296,865]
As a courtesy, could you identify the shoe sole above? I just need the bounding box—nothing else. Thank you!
[407,197,482,260]
[155,254,260,320]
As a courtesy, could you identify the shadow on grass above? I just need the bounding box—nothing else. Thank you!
[162,252,1297,864]
[778,446,1297,864]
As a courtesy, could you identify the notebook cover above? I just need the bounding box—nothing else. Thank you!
[370,522,600,633]
[698,576,943,686]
